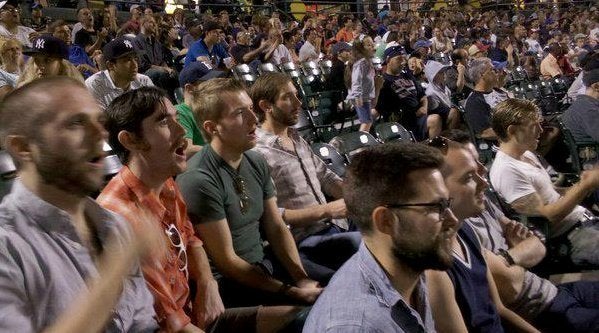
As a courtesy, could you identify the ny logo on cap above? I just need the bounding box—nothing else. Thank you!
[123,40,133,49]
[35,39,45,49]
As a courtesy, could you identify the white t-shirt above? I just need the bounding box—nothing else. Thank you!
[298,40,318,63]
[270,44,291,65]
[490,150,585,236]
[0,24,35,47]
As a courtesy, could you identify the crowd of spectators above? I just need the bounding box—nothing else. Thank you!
[0,0,599,332]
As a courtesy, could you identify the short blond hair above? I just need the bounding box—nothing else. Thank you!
[491,98,540,141]
[190,78,246,142]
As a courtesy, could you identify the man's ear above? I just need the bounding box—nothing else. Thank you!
[506,123,518,138]
[372,206,397,237]
[258,99,272,115]
[184,82,196,95]
[203,120,218,137]
[117,130,147,152]
[4,135,33,164]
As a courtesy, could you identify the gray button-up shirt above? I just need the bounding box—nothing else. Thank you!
[303,242,436,332]
[254,128,347,241]
[0,180,158,332]
[84,70,154,110]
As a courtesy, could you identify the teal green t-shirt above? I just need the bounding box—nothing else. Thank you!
[175,103,205,146]
[176,145,276,277]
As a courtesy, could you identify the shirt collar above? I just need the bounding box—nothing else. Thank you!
[103,70,118,90]
[256,127,301,147]
[10,179,114,243]
[118,165,168,222]
[357,242,402,307]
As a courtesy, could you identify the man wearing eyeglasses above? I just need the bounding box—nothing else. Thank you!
[426,135,540,332]
[443,129,599,332]
[177,78,323,308]
[305,143,459,332]
[0,1,36,48]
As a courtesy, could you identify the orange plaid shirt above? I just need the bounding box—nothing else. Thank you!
[97,166,202,333]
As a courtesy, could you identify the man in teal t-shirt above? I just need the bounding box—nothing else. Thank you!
[176,61,226,158]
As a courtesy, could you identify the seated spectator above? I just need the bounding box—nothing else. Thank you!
[563,54,599,143]
[72,7,107,56]
[423,60,460,135]
[17,35,83,87]
[251,73,361,284]
[298,27,321,63]
[376,46,429,140]
[182,17,202,50]
[123,4,142,35]
[525,29,543,54]
[176,78,322,308]
[184,21,230,69]
[99,87,300,332]
[445,129,599,332]
[305,143,457,331]
[428,136,541,332]
[541,43,565,79]
[49,20,98,79]
[85,37,153,110]
[265,29,290,65]
[335,17,354,43]
[0,38,23,100]
[329,41,351,99]
[230,29,271,66]
[177,61,227,158]
[0,77,158,332]
[282,29,299,64]
[23,2,50,32]
[463,57,499,140]
[431,27,453,54]
[490,99,599,267]
[133,15,178,99]
[467,42,489,59]
[444,48,470,96]
[488,35,515,69]
[0,1,36,47]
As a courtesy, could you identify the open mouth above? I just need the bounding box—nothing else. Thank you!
[87,152,106,168]
[174,140,188,157]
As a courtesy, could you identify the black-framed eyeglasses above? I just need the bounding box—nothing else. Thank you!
[164,224,189,279]
[427,136,450,155]
[233,175,250,215]
[385,198,453,216]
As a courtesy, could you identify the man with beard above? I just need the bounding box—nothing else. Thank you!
[427,136,540,333]
[444,129,599,333]
[251,73,361,285]
[0,77,158,332]
[177,78,322,308]
[85,37,153,110]
[304,143,459,332]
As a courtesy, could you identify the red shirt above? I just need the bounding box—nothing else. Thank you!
[98,166,202,332]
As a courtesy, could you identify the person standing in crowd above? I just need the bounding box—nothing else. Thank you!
[305,143,458,332]
[347,36,377,133]
[85,37,153,110]
[72,7,107,56]
[0,77,159,333]
[298,27,321,62]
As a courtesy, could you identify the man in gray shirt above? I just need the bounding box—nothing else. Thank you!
[304,143,458,332]
[0,77,158,332]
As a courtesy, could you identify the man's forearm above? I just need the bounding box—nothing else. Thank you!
[507,236,546,268]
[283,205,328,228]
[265,220,309,283]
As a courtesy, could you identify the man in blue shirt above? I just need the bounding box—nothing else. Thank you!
[304,143,459,332]
[184,20,231,69]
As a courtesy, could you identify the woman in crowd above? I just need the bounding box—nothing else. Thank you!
[0,38,24,101]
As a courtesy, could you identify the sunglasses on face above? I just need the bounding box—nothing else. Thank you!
[426,135,451,155]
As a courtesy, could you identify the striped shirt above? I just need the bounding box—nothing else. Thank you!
[254,128,347,241]
[85,70,154,110]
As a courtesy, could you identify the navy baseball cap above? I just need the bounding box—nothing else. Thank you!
[383,45,406,64]
[179,61,226,87]
[103,37,137,62]
[23,35,69,59]
[332,42,351,56]
[413,39,432,49]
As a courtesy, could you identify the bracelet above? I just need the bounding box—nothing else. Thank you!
[277,283,292,295]
[498,249,516,266]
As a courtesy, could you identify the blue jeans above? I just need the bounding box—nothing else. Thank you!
[298,225,362,285]
[535,281,599,332]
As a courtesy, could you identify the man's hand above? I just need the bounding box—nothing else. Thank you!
[500,218,533,248]
[28,31,40,43]
[192,279,225,330]
[323,199,347,219]
[287,284,322,304]
[457,63,465,76]
[580,167,599,190]
[416,106,428,117]
[99,27,109,40]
